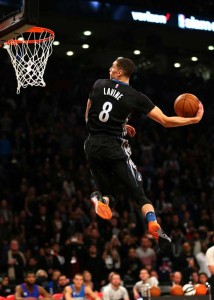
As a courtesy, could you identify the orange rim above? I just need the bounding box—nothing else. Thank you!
[5,26,55,45]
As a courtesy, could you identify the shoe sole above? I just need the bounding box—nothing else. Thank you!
[158,236,172,253]
[91,197,112,220]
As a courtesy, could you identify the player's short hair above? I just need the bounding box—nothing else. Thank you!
[25,271,35,277]
[116,57,135,77]
[74,273,83,279]
[110,272,120,281]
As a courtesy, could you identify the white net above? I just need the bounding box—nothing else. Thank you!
[4,27,54,94]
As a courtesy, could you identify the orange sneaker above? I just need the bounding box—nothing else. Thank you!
[148,221,161,240]
[90,191,112,220]
[148,221,172,252]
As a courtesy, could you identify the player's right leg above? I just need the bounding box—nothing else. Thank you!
[90,191,113,220]
[84,137,116,220]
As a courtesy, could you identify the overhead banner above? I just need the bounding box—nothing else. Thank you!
[58,0,214,33]
[178,14,214,32]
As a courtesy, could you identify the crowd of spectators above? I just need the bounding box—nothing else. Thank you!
[0,50,214,298]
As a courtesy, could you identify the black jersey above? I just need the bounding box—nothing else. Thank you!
[87,78,155,137]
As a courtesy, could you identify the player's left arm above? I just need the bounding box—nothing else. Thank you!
[125,124,136,137]
[147,102,204,127]
[85,286,101,300]
[38,286,52,299]
[85,99,92,123]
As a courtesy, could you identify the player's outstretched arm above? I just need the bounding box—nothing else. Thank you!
[147,102,204,127]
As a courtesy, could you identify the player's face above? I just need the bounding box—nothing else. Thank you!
[111,275,121,287]
[58,276,67,286]
[139,270,149,281]
[73,275,83,288]
[25,274,36,286]
[109,61,121,79]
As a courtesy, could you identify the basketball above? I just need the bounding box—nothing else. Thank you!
[195,284,207,295]
[150,286,161,297]
[183,284,196,296]
[174,93,199,117]
[170,285,184,296]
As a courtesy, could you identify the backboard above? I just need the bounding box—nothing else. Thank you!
[0,0,39,44]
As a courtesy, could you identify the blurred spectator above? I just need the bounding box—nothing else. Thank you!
[46,269,61,294]
[150,270,159,280]
[171,228,186,258]
[120,234,137,257]
[0,216,11,245]
[83,270,94,290]
[84,227,104,252]
[156,243,173,284]
[0,275,15,297]
[42,244,62,277]
[25,256,40,273]
[102,273,129,300]
[54,274,69,293]
[198,272,209,285]
[33,205,53,246]
[52,211,63,243]
[5,239,26,283]
[0,199,13,225]
[121,247,141,285]
[133,269,159,299]
[51,243,65,267]
[190,271,199,285]
[196,241,211,277]
[61,234,85,278]
[170,271,183,286]
[135,236,156,269]
[11,215,25,243]
[84,245,105,291]
[102,236,121,274]
[174,242,199,283]
[35,269,49,289]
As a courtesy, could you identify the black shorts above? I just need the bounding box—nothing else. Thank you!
[84,135,151,207]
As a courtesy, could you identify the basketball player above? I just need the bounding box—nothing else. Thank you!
[64,273,100,300]
[15,271,51,300]
[84,57,204,251]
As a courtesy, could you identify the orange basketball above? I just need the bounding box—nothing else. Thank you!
[150,286,161,297]
[195,284,207,295]
[174,93,199,117]
[170,285,184,296]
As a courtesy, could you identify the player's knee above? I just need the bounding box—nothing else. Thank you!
[136,196,152,207]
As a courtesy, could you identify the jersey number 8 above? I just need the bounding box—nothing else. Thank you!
[99,102,113,122]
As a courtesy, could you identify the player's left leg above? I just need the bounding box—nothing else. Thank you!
[112,157,171,252]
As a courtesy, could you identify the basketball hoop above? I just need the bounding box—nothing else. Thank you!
[4,26,55,94]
